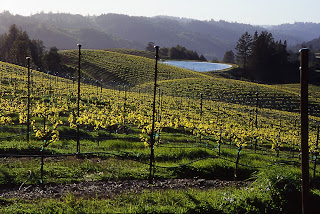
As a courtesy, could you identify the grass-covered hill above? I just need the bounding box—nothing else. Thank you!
[0,49,320,213]
[60,48,320,117]
[60,49,207,86]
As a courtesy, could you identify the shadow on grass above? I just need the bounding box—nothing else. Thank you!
[168,164,254,181]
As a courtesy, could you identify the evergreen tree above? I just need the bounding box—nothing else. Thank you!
[159,47,169,58]
[235,31,252,69]
[168,45,203,61]
[168,45,181,59]
[0,24,64,72]
[235,30,292,82]
[249,31,274,68]
[199,54,207,61]
[146,42,155,52]
[222,50,235,63]
[30,39,45,69]
[44,47,61,72]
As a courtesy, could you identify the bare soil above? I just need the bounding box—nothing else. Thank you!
[0,179,250,200]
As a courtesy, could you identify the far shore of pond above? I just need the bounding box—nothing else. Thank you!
[161,60,234,72]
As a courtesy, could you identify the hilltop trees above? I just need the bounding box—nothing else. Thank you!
[146,42,155,52]
[44,47,62,73]
[235,31,292,82]
[235,31,252,69]
[0,24,33,65]
[249,31,288,68]
[168,45,206,61]
[222,50,235,64]
[146,43,207,61]
[0,24,63,73]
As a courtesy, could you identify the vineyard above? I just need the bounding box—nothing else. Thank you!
[0,49,320,213]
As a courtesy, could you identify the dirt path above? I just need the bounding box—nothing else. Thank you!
[0,179,250,200]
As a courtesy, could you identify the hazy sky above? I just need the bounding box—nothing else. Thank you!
[1,0,319,25]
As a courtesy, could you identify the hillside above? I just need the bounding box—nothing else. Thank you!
[0,12,140,51]
[0,50,320,212]
[267,22,320,45]
[60,48,320,118]
[295,37,320,51]
[0,12,319,60]
[60,49,207,86]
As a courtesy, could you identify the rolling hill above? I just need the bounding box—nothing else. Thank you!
[0,11,319,60]
[60,48,320,117]
[60,49,207,86]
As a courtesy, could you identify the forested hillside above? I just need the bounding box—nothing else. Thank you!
[0,11,318,60]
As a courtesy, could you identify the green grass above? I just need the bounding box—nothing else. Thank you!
[138,77,320,117]
[60,49,207,86]
[0,169,302,214]
[0,50,319,212]
[0,129,310,186]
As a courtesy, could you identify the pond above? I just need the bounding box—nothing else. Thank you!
[162,60,232,72]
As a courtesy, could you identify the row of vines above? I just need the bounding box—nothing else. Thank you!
[0,51,319,183]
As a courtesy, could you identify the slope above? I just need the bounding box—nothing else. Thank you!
[60,48,320,117]
[0,12,316,60]
[60,49,207,86]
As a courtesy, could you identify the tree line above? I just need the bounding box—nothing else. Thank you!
[230,30,300,83]
[146,42,207,61]
[0,24,63,74]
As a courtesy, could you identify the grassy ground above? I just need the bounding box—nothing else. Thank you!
[0,50,319,213]
[0,166,308,213]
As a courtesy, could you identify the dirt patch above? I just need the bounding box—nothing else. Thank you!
[0,179,250,200]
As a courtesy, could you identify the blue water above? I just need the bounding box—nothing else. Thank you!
[162,61,232,72]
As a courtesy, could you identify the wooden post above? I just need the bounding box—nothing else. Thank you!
[300,48,310,214]
[200,93,203,120]
[149,45,159,184]
[314,125,320,178]
[26,57,31,143]
[255,92,259,129]
[77,44,81,154]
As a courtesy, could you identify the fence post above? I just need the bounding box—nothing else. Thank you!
[300,48,309,214]
[255,92,259,129]
[149,45,159,184]
[26,57,31,143]
[200,93,203,120]
[77,44,81,154]
[313,125,320,178]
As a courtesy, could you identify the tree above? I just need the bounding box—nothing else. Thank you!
[44,47,61,72]
[0,24,46,67]
[222,50,235,64]
[146,42,155,52]
[249,31,274,68]
[235,31,252,69]
[168,45,203,60]
[168,45,180,59]
[199,54,207,62]
[235,30,292,83]
[211,57,219,63]
[0,24,25,64]
[159,47,169,58]
[30,39,45,69]
[0,24,66,76]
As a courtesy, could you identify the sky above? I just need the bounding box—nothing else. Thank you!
[1,0,320,26]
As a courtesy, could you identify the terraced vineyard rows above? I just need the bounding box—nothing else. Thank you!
[60,49,206,86]
[139,77,320,117]
[0,49,319,213]
[0,53,318,161]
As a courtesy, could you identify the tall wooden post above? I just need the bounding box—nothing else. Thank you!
[255,92,259,129]
[77,44,81,154]
[300,48,309,214]
[26,57,31,143]
[200,93,203,120]
[149,45,159,184]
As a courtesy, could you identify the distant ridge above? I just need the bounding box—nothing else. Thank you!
[0,11,319,59]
